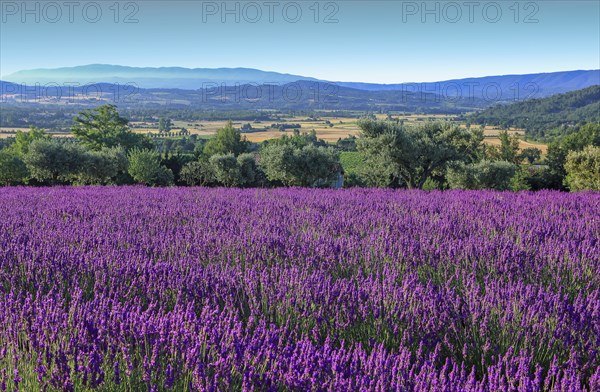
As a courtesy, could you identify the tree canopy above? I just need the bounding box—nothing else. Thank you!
[72,104,153,151]
[203,121,249,157]
[357,119,483,189]
[565,146,600,191]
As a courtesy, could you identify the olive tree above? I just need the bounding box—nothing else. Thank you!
[23,139,87,184]
[447,160,517,191]
[357,119,483,189]
[259,144,339,187]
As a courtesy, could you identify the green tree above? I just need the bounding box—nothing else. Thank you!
[209,154,242,187]
[180,161,215,186]
[260,144,339,187]
[72,104,153,151]
[519,147,542,164]
[564,145,600,191]
[545,123,600,189]
[357,119,483,189]
[203,121,249,157]
[447,160,517,191]
[158,117,172,133]
[267,129,323,149]
[127,148,174,186]
[487,130,521,164]
[237,153,259,187]
[12,127,49,156]
[0,149,28,185]
[23,139,87,184]
[76,147,128,185]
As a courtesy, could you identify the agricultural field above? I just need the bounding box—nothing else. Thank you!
[0,187,598,390]
[1,112,548,151]
[129,114,548,151]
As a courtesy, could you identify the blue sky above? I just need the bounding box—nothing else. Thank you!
[1,1,599,83]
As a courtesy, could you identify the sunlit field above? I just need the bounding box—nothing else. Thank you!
[1,187,598,390]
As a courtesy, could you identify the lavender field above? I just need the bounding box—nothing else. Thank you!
[0,187,599,391]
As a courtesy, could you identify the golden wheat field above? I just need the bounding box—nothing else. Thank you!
[0,115,548,151]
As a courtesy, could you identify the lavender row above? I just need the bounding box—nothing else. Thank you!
[0,187,598,391]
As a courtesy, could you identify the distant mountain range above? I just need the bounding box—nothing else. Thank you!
[4,65,599,100]
[337,70,600,98]
[3,65,319,89]
[0,80,488,113]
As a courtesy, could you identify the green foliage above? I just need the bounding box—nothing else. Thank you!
[237,153,260,187]
[158,117,172,133]
[23,139,87,184]
[203,121,249,157]
[357,119,484,189]
[519,147,542,164]
[544,123,600,189]
[509,168,531,191]
[162,153,195,185]
[0,149,28,185]
[565,145,600,191]
[521,165,555,191]
[260,143,339,187]
[76,147,129,185]
[180,160,216,186]
[422,177,442,191]
[335,136,358,152]
[339,152,364,175]
[486,130,521,164]
[209,154,242,187]
[339,151,371,187]
[447,160,518,191]
[180,153,260,187]
[266,129,326,149]
[469,86,600,139]
[127,149,174,186]
[12,127,49,156]
[72,104,153,151]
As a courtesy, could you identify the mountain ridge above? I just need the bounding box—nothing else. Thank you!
[4,65,599,99]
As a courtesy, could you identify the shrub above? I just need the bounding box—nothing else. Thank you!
[565,145,600,191]
[76,147,128,185]
[0,149,28,185]
[209,154,242,187]
[23,139,87,184]
[128,149,174,186]
[180,161,215,186]
[447,160,517,191]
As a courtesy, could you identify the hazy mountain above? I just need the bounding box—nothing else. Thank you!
[3,64,319,89]
[336,70,600,99]
[4,65,599,100]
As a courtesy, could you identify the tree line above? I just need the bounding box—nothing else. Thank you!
[468,85,600,141]
[0,104,598,191]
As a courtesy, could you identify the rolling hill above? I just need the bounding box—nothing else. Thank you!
[0,80,488,113]
[469,85,600,139]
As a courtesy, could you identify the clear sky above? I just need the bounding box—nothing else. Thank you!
[1,1,599,83]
